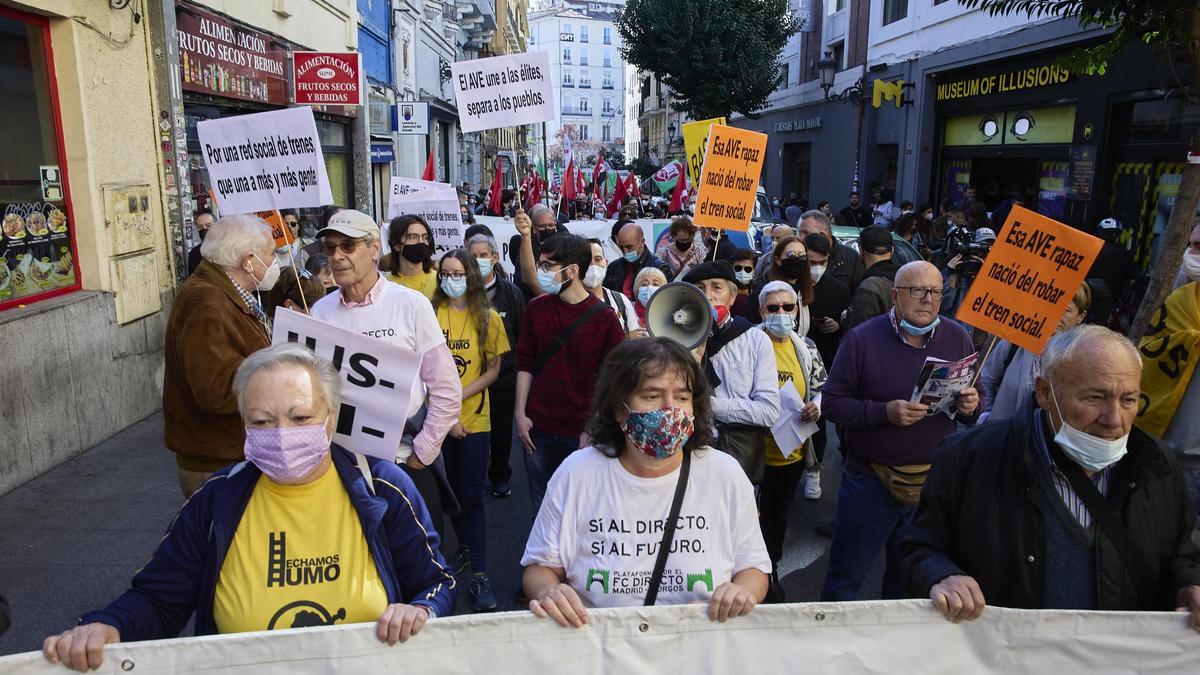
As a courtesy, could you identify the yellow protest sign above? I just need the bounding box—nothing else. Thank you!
[683,117,725,188]
[693,125,767,233]
[956,206,1103,354]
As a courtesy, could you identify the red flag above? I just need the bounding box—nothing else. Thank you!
[421,148,436,181]
[668,161,688,214]
[606,171,629,217]
[528,172,544,209]
[630,172,642,198]
[487,159,504,216]
[561,160,577,202]
[591,156,606,199]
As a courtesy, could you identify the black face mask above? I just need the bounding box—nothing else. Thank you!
[401,243,432,264]
[675,239,693,252]
[198,227,209,241]
[780,257,808,279]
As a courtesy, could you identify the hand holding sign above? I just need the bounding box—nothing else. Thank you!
[694,125,768,233]
[956,206,1102,354]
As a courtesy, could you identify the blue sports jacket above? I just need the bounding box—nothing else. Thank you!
[81,446,457,640]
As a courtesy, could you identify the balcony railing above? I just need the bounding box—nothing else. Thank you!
[561,106,593,116]
[602,83,614,89]
[562,81,575,87]
[601,110,616,117]
[580,59,589,66]
[579,81,591,88]
[603,59,611,67]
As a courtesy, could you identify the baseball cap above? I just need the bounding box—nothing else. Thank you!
[316,209,380,239]
[858,226,894,255]
[974,227,997,243]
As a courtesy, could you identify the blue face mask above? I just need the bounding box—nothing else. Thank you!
[475,257,494,279]
[763,313,795,338]
[900,314,940,336]
[537,267,565,295]
[623,249,640,263]
[441,277,468,298]
[637,285,658,306]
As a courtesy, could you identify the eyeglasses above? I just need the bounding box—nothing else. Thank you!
[733,265,754,273]
[896,286,944,300]
[439,272,467,281]
[322,238,368,255]
[536,260,564,272]
[401,232,432,244]
[764,303,797,313]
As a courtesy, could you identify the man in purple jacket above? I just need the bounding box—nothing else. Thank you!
[820,261,979,601]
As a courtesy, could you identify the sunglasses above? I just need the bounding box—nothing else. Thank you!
[733,265,754,273]
[322,238,368,255]
[765,303,797,313]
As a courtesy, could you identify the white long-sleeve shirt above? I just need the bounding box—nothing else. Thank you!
[709,326,781,428]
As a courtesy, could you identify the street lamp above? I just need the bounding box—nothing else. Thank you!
[667,122,677,145]
[818,51,864,106]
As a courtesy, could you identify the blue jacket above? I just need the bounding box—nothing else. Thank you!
[81,447,457,640]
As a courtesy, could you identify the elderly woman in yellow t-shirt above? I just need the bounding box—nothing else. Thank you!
[432,248,511,613]
[756,280,827,594]
[43,343,455,672]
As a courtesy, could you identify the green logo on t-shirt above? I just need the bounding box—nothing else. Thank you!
[687,568,713,592]
[585,568,611,594]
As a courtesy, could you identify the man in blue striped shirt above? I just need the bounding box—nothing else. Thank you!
[902,325,1200,631]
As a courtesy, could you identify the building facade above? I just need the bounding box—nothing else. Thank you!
[528,4,626,169]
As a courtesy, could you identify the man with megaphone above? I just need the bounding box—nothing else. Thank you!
[645,261,780,486]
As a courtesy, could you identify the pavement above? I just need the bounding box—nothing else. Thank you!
[0,413,884,657]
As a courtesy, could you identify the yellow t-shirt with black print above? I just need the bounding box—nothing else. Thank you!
[213,464,388,634]
[438,306,511,434]
[387,269,437,301]
[765,337,807,467]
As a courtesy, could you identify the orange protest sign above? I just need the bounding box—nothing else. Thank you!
[255,209,292,248]
[693,125,767,232]
[956,205,1103,354]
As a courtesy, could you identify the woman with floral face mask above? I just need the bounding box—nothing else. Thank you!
[432,250,510,612]
[43,344,456,671]
[521,338,771,627]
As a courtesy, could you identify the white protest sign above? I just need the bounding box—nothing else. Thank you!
[197,106,333,213]
[271,309,421,461]
[450,51,556,133]
[387,177,464,257]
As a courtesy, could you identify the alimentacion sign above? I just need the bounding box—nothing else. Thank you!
[293,52,362,106]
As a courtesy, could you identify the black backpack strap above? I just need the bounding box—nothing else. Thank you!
[532,302,608,378]
[1044,437,1156,587]
[644,450,692,606]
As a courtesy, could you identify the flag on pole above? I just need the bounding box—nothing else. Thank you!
[606,171,629,218]
[668,163,689,214]
[421,148,436,181]
[591,156,607,199]
[487,158,504,216]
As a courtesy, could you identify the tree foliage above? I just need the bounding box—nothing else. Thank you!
[617,0,802,121]
[628,155,658,179]
[959,1,1200,341]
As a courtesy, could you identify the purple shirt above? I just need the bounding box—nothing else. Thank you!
[821,312,976,467]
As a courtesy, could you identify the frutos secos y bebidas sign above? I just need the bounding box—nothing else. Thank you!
[936,64,1071,102]
[293,52,362,106]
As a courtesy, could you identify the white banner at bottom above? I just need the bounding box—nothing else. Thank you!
[2,600,1196,674]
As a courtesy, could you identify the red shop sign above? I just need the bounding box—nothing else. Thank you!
[175,3,288,105]
[293,52,363,106]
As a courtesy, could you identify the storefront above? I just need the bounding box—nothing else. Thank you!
[927,44,1195,269]
[176,2,355,240]
[0,6,80,311]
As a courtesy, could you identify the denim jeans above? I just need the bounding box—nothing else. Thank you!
[523,429,580,515]
[443,432,490,572]
[820,463,914,601]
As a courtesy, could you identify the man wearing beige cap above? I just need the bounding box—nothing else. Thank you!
[310,209,462,526]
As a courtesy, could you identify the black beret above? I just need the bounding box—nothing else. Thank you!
[682,260,736,284]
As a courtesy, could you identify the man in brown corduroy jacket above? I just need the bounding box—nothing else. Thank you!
[163,214,276,497]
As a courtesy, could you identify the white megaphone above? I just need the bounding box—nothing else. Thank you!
[644,282,714,349]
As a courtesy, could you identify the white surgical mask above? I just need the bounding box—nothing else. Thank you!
[734,270,753,286]
[583,264,606,288]
[250,253,281,291]
[475,257,494,279]
[1048,382,1128,472]
[1183,250,1200,282]
[809,264,826,283]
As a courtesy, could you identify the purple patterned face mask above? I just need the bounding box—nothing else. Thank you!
[244,423,330,484]
[621,406,694,460]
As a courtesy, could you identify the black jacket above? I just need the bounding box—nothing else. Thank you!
[842,258,898,332]
[828,241,866,291]
[838,205,873,230]
[903,411,1200,611]
[486,276,526,389]
[806,273,852,368]
[0,592,9,636]
[603,248,670,294]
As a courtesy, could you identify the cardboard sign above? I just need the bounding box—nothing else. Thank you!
[387,178,463,257]
[197,106,333,214]
[693,125,768,232]
[293,52,362,106]
[271,309,421,461]
[449,51,556,133]
[251,209,291,248]
[682,118,725,188]
[956,206,1103,354]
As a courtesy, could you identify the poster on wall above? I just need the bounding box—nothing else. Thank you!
[0,202,76,303]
